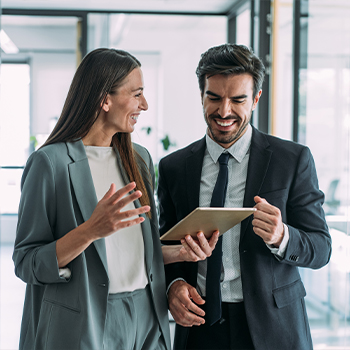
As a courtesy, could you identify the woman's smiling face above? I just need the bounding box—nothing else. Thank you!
[104,67,148,134]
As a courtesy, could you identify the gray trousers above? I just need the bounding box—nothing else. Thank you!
[103,284,167,350]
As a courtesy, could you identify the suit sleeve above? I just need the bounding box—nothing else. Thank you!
[158,158,191,288]
[12,151,69,286]
[282,147,332,269]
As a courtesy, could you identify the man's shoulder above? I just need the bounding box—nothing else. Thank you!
[254,128,307,155]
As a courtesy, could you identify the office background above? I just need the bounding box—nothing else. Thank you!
[0,0,349,348]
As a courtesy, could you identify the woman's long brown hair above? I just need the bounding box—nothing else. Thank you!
[41,48,151,216]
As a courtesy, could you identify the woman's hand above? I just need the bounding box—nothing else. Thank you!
[85,182,150,241]
[56,182,150,268]
[162,231,219,265]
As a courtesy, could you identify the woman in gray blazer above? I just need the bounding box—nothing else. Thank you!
[13,48,218,350]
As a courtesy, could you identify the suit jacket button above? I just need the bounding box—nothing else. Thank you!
[150,274,153,282]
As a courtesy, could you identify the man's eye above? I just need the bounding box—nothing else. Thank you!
[135,93,142,97]
[208,97,220,101]
[234,99,245,103]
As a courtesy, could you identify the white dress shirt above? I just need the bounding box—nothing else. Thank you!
[85,146,148,294]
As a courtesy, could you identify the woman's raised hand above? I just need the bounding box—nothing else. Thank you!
[86,182,150,241]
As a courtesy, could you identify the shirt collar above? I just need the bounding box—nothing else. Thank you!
[205,123,252,164]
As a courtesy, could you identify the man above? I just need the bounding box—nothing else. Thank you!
[157,44,331,350]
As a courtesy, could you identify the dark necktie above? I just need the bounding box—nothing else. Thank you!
[206,152,230,326]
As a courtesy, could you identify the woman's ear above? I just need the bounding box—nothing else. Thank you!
[101,94,110,112]
[102,102,109,112]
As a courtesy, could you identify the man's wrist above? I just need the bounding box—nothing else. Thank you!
[167,278,186,295]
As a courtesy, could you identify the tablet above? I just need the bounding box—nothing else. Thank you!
[160,207,256,241]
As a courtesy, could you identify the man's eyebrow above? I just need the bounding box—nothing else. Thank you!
[231,94,248,100]
[206,91,248,100]
[206,90,221,98]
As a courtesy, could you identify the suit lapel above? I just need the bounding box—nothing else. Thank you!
[241,128,272,239]
[185,137,206,213]
[114,146,153,275]
[66,140,109,274]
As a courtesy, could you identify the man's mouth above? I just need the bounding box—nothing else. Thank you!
[215,119,235,127]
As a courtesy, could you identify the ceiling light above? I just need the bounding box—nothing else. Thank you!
[0,29,19,54]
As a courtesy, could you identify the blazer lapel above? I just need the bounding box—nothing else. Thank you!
[185,137,206,213]
[114,147,153,275]
[241,128,272,239]
[66,140,109,274]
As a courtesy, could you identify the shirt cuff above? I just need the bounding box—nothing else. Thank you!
[266,224,289,259]
[59,267,72,280]
[167,278,186,295]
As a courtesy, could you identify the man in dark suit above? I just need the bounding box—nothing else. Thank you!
[157,44,331,350]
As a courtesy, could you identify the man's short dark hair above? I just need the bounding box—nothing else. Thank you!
[196,44,265,98]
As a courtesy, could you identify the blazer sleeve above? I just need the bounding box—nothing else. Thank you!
[13,150,69,286]
[281,146,332,269]
[158,158,191,288]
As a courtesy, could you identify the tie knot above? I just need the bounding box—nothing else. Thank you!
[218,152,230,166]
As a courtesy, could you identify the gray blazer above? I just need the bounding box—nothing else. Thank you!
[13,140,171,350]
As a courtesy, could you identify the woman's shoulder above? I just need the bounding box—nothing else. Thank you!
[27,142,70,169]
[132,142,151,162]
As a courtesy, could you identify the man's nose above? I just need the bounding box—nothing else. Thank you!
[218,99,232,118]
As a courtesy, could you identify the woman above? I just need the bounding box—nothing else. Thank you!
[13,48,218,350]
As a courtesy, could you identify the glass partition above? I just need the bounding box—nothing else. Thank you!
[0,15,77,348]
[295,1,350,348]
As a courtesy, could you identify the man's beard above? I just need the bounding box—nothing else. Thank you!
[205,112,251,145]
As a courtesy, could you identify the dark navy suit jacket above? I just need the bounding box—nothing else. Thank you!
[158,126,331,350]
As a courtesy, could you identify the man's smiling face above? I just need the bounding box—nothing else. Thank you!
[201,73,261,148]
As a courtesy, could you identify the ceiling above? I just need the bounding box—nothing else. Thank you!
[2,0,239,14]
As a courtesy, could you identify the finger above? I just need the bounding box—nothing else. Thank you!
[188,286,205,307]
[174,293,206,323]
[169,283,205,326]
[114,216,146,231]
[116,205,151,221]
[254,206,278,223]
[253,212,273,226]
[253,226,277,244]
[180,240,200,261]
[102,183,116,200]
[207,230,220,249]
[254,207,280,227]
[169,304,205,327]
[254,195,267,204]
[111,190,144,211]
[252,218,271,234]
[184,235,208,259]
[195,232,214,256]
[109,182,137,204]
[252,226,268,240]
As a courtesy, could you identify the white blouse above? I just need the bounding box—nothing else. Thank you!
[85,146,148,294]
